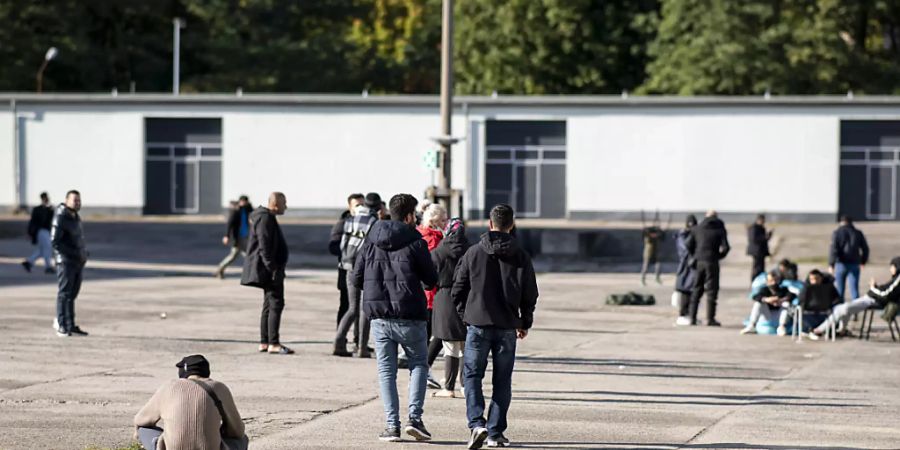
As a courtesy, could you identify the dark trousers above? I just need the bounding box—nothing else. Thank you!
[463,326,517,438]
[334,271,369,350]
[684,261,720,323]
[336,268,359,342]
[751,255,766,281]
[260,273,285,345]
[56,261,83,331]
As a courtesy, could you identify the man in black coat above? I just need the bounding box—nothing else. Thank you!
[241,192,292,355]
[682,210,730,327]
[351,194,438,443]
[215,195,253,279]
[52,190,88,337]
[451,204,538,449]
[22,191,55,274]
[746,213,772,281]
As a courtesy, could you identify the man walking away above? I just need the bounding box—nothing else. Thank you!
[215,195,253,279]
[329,193,365,333]
[351,193,438,442]
[683,210,730,326]
[334,193,381,358]
[241,192,293,355]
[134,355,248,450]
[746,214,772,281]
[52,190,88,337]
[22,192,55,274]
[829,215,869,302]
[452,204,539,449]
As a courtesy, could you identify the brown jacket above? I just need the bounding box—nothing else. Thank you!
[134,377,244,450]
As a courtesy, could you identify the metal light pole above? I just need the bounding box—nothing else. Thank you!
[435,0,454,208]
[36,47,58,93]
[173,18,185,95]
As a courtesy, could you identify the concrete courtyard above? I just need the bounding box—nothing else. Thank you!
[1,223,899,450]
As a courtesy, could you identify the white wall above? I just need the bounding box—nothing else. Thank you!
[568,113,840,214]
[0,110,14,206]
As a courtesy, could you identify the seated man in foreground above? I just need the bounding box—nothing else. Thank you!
[134,355,248,450]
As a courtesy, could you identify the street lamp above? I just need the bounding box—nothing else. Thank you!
[36,46,58,93]
[173,18,186,95]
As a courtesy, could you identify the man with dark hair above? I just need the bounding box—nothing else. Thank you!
[452,203,538,449]
[746,214,772,281]
[215,195,253,279]
[682,210,730,327]
[829,215,869,302]
[333,192,380,358]
[241,192,293,355]
[351,193,438,442]
[134,355,248,450]
[52,190,88,337]
[22,192,55,274]
[329,193,365,343]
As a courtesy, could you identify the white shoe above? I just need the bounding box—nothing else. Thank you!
[776,326,787,337]
[675,316,691,326]
[52,317,58,330]
[808,332,821,341]
[739,326,756,335]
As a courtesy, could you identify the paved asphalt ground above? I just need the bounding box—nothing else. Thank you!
[1,227,899,450]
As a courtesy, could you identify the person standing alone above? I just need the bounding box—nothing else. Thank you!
[52,190,88,337]
[452,204,538,449]
[683,210,730,327]
[241,192,293,355]
[829,215,869,302]
[215,195,252,279]
[22,192,55,274]
[746,214,772,281]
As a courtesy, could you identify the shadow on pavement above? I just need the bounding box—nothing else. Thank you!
[513,444,875,450]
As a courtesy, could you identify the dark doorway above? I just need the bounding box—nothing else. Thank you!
[839,121,900,221]
[484,120,566,218]
[144,118,222,215]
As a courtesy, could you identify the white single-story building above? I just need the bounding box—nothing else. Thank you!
[1,93,898,222]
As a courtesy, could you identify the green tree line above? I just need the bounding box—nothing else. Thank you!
[2,0,899,95]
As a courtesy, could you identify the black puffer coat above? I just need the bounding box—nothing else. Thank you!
[353,220,438,321]
[431,227,470,341]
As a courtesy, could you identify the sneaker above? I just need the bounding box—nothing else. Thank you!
[739,326,756,335]
[487,434,511,448]
[21,261,32,273]
[69,326,89,336]
[707,320,722,327]
[426,373,441,389]
[404,419,432,441]
[675,316,691,326]
[432,389,456,398]
[808,332,821,341]
[378,427,402,442]
[776,326,787,337]
[52,317,59,330]
[333,346,353,357]
[468,427,489,449]
[55,327,70,337]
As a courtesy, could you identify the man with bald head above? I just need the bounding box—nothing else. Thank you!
[241,192,293,354]
[680,210,730,327]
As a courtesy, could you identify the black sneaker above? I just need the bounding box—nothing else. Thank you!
[405,419,432,441]
[69,326,89,336]
[707,320,722,327]
[21,261,32,273]
[487,434,510,447]
[467,427,488,449]
[378,427,401,442]
[427,373,442,389]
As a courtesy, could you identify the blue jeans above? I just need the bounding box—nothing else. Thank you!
[370,318,428,429]
[463,325,517,438]
[834,262,860,301]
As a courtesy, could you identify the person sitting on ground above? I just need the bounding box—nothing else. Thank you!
[134,355,248,450]
[810,257,900,340]
[741,270,796,336]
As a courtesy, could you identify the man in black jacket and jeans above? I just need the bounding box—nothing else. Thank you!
[452,204,538,449]
[52,190,89,337]
[681,210,730,327]
[241,192,292,355]
[828,215,869,302]
[352,193,438,443]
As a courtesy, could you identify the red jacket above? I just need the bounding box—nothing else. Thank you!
[417,225,444,309]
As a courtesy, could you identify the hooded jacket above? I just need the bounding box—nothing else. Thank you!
[687,216,730,264]
[417,224,444,309]
[431,226,471,340]
[240,207,288,289]
[352,220,438,321]
[798,274,841,312]
[866,257,900,307]
[451,231,539,330]
[829,223,869,266]
[51,204,87,265]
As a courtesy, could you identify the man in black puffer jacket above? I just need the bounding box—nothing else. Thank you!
[451,204,538,450]
[352,194,438,443]
[682,210,730,327]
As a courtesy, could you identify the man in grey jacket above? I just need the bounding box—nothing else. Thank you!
[52,190,88,337]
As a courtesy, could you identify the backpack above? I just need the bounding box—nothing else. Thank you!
[340,211,376,270]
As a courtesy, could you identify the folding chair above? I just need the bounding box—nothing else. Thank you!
[859,307,900,342]
[794,306,835,342]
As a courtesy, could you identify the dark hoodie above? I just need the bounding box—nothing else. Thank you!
[687,216,730,264]
[451,231,539,330]
[241,206,288,288]
[798,273,840,312]
[352,220,438,321]
[866,257,900,308]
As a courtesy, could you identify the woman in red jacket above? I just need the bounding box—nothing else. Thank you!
[417,202,447,389]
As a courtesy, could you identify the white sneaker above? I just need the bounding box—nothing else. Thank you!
[675,316,691,326]
[776,326,787,337]
[808,332,821,341]
[52,317,58,330]
[739,326,756,335]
